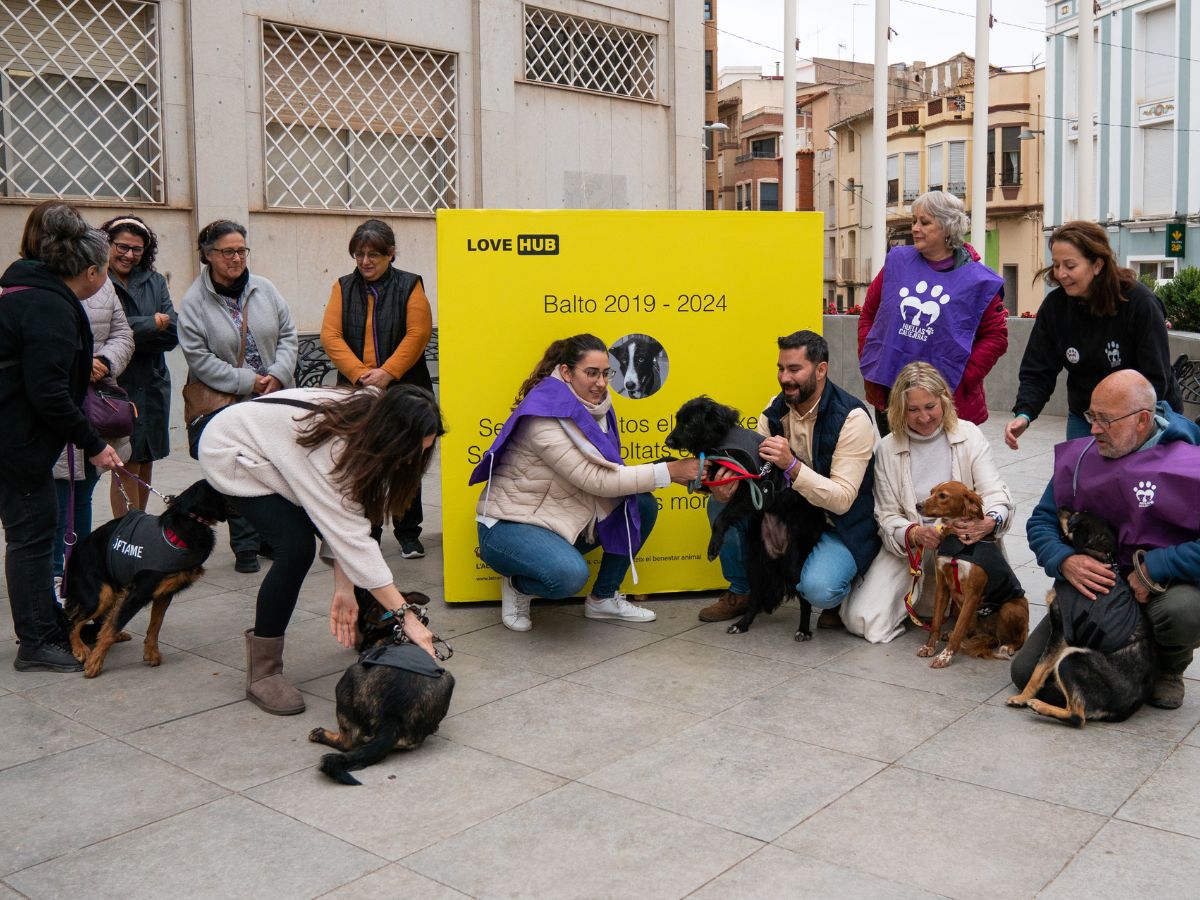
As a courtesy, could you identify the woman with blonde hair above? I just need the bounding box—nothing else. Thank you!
[840,361,1014,643]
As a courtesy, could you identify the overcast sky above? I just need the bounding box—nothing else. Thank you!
[716,0,1050,75]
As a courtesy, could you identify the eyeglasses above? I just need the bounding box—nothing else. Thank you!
[353,251,388,263]
[576,366,617,381]
[112,241,144,257]
[211,247,250,260]
[1084,408,1149,429]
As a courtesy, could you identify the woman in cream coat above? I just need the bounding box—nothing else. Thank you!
[841,362,1015,643]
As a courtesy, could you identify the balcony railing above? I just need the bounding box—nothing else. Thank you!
[735,150,778,163]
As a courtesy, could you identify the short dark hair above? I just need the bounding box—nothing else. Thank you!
[197,219,247,266]
[777,330,828,364]
[348,218,396,261]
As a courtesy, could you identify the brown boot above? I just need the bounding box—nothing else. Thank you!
[1149,672,1185,710]
[698,591,749,622]
[244,629,305,716]
[818,608,845,630]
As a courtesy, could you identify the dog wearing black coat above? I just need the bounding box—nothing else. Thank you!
[64,478,230,678]
[310,589,455,785]
[665,396,825,640]
[1006,510,1155,726]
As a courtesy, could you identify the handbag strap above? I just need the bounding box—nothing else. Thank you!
[235,292,250,368]
[62,444,78,600]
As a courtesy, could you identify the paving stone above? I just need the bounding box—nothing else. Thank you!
[554,593,717,636]
[124,696,337,791]
[22,650,244,736]
[1040,819,1200,899]
[678,609,862,666]
[1116,744,1200,840]
[717,668,976,762]
[777,767,1103,900]
[900,704,1174,815]
[582,720,882,841]
[0,639,94,693]
[320,863,469,899]
[440,678,701,779]
[564,636,806,716]
[0,739,225,876]
[690,844,942,899]
[406,782,761,899]
[6,796,381,900]
[141,588,315,651]
[247,736,563,860]
[189,615,359,684]
[0,694,104,771]
[444,615,662,677]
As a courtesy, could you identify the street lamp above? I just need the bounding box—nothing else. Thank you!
[701,121,729,152]
[1017,128,1045,141]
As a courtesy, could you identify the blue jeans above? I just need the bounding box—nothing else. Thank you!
[708,497,857,609]
[53,468,100,578]
[478,493,658,599]
[1066,411,1091,441]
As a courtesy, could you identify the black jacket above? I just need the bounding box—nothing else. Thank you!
[0,259,103,483]
[1013,282,1181,420]
[113,267,177,461]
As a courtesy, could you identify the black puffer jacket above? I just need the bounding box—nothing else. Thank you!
[0,258,103,483]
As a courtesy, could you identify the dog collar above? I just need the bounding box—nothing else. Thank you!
[162,526,188,550]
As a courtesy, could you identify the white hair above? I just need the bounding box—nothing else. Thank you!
[912,190,970,250]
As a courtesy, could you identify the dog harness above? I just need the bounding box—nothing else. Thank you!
[697,427,785,511]
[359,642,446,678]
[937,535,1024,616]
[106,509,207,586]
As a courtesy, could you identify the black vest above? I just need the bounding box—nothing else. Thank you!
[762,380,881,576]
[106,510,208,586]
[338,267,432,389]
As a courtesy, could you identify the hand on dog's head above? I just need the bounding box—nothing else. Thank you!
[665,396,741,455]
[355,588,432,652]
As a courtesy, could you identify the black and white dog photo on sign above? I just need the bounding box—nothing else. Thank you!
[609,333,668,399]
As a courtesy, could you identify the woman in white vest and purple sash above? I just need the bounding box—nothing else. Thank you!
[858,190,1009,436]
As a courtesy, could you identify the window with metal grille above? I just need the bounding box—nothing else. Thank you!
[0,0,162,201]
[261,21,458,214]
[903,152,920,202]
[927,142,943,192]
[524,6,656,101]
[947,140,966,198]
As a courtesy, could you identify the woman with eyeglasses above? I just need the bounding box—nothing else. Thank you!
[1004,220,1182,450]
[320,219,433,560]
[471,334,700,631]
[99,215,178,516]
[179,219,298,573]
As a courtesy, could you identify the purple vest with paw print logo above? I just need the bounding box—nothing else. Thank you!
[860,246,1002,390]
[1052,437,1200,568]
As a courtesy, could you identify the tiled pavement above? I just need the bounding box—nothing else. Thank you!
[2,415,1199,899]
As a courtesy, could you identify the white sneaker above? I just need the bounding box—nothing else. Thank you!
[585,592,656,622]
[500,577,533,631]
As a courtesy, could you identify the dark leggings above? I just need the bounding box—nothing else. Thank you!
[232,494,318,638]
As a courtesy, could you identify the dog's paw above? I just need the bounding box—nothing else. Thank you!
[143,648,162,667]
[83,658,104,679]
[794,630,812,643]
[994,644,1015,660]
[929,649,954,669]
[726,622,749,634]
[916,644,936,658]
[1027,699,1050,716]
[1005,694,1030,708]
[308,727,326,744]
[116,631,132,643]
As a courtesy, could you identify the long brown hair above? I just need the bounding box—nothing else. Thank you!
[296,385,444,525]
[513,333,607,407]
[1035,220,1137,316]
[19,200,66,260]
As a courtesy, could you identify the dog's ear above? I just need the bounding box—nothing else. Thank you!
[648,340,664,357]
[965,488,983,520]
[1057,508,1075,537]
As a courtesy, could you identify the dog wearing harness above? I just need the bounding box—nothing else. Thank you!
[63,478,230,678]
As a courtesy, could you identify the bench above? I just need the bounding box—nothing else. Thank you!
[1172,354,1200,406]
[294,327,439,388]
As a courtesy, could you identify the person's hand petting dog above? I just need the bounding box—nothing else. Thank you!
[329,563,360,648]
[949,514,995,546]
[1061,553,1117,601]
[665,457,701,485]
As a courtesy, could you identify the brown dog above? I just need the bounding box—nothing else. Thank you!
[915,481,1028,668]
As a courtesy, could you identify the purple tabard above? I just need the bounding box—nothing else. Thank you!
[1052,437,1200,567]
[859,245,1003,390]
[469,378,641,555]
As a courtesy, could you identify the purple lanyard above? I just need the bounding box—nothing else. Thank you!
[367,284,382,365]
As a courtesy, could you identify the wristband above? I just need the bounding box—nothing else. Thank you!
[985,511,1004,531]
[783,458,799,481]
[1015,412,1031,423]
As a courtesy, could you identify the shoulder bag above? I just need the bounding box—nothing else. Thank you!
[182,295,251,424]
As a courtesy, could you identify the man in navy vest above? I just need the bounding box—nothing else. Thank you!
[699,330,881,626]
[1018,369,1200,709]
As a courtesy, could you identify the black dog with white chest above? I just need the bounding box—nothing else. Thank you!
[665,396,825,640]
[610,334,664,399]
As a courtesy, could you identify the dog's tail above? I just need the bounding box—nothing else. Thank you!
[319,721,402,786]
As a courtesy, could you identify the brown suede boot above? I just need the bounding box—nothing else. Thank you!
[818,608,845,629]
[244,629,305,715]
[698,591,749,622]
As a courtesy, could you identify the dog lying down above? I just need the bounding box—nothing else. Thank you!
[310,589,454,785]
[1006,509,1155,726]
[64,479,230,678]
[915,481,1029,668]
[665,395,825,641]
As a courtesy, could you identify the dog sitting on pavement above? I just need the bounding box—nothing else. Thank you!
[1006,509,1155,726]
[310,589,454,785]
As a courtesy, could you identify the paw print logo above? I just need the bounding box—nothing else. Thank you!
[898,280,952,327]
[1105,341,1122,367]
[1134,480,1157,508]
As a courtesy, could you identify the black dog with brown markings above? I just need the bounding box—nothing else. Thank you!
[310,590,455,785]
[64,478,230,678]
[666,396,825,640]
[1006,510,1155,726]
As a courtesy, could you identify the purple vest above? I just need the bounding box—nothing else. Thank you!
[469,378,641,555]
[1052,437,1200,568]
[860,246,1002,390]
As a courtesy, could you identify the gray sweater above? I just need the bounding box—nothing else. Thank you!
[178,267,297,395]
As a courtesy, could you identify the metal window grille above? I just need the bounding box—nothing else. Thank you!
[524,6,655,101]
[0,0,161,201]
[261,22,458,214]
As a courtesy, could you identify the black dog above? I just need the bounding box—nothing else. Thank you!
[310,590,455,785]
[64,478,230,678]
[665,396,825,640]
[1006,510,1155,725]
[610,334,664,399]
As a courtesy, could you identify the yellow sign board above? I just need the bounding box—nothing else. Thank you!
[436,210,822,601]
